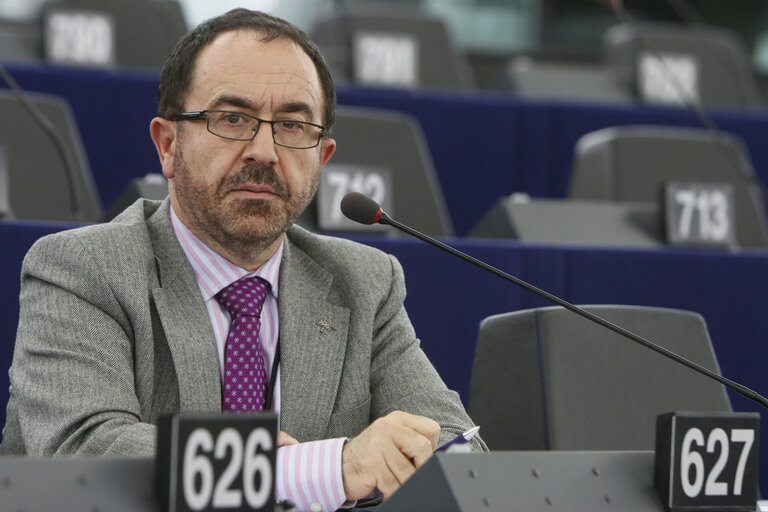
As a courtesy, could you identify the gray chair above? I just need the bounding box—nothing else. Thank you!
[0,20,42,64]
[0,90,101,222]
[311,3,475,91]
[467,305,731,452]
[479,20,762,108]
[568,125,768,249]
[102,173,168,222]
[604,22,762,108]
[41,0,187,70]
[470,196,663,247]
[298,105,453,237]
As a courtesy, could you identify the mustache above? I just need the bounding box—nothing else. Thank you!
[219,163,288,198]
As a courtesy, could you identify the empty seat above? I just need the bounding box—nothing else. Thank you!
[604,22,762,108]
[468,305,731,451]
[0,20,42,63]
[41,0,187,70]
[568,125,768,249]
[298,106,453,237]
[0,89,101,222]
[311,3,474,90]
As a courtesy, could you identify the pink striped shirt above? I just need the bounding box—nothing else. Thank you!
[170,206,348,512]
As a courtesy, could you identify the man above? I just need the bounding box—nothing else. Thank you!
[0,8,485,511]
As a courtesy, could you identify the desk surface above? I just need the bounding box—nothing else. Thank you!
[8,451,762,512]
[0,452,662,512]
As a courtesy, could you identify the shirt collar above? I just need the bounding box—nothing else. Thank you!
[169,204,283,302]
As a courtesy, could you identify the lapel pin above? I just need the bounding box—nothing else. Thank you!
[316,319,335,334]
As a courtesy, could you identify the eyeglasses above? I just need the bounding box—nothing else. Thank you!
[170,110,327,149]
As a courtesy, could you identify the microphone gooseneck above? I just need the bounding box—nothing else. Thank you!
[341,192,768,410]
[0,63,82,221]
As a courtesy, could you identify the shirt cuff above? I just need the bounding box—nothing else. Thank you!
[275,437,348,512]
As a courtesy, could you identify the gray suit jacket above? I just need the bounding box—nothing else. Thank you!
[1,198,483,455]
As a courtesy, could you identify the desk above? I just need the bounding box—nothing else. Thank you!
[0,452,665,512]
[1,221,767,489]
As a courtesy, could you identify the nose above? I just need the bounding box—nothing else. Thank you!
[241,120,278,164]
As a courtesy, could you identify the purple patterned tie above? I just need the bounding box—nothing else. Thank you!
[216,276,270,412]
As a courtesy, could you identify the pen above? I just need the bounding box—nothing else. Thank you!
[436,425,481,452]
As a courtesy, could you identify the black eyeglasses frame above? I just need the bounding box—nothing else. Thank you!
[170,109,327,149]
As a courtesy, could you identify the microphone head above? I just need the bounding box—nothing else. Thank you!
[340,192,382,225]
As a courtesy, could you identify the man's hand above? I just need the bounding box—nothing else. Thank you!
[341,411,440,501]
[277,430,299,447]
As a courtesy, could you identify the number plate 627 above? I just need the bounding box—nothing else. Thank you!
[654,411,759,511]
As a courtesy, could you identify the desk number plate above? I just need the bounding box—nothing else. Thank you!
[665,182,736,247]
[654,411,760,511]
[317,164,393,232]
[155,413,277,512]
[43,7,116,67]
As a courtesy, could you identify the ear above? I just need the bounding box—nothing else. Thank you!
[318,137,336,168]
[150,117,178,179]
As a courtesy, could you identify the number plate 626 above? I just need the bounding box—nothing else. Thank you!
[155,413,277,512]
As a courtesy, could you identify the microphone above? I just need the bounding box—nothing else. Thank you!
[340,192,768,410]
[340,191,384,225]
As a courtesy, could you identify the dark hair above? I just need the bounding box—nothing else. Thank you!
[157,8,336,130]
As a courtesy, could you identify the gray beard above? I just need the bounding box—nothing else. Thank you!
[171,146,317,265]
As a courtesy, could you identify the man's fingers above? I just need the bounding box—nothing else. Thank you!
[388,411,441,452]
[383,446,417,489]
[387,422,434,468]
[342,411,443,501]
[376,455,406,499]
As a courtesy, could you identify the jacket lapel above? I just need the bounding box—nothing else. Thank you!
[147,200,221,411]
[277,236,350,442]
[143,203,352,428]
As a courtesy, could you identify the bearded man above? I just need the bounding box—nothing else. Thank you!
[0,8,485,511]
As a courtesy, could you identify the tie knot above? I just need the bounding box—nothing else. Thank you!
[216,277,270,318]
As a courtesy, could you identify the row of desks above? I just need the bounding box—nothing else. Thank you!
[5,63,768,235]
[1,219,767,489]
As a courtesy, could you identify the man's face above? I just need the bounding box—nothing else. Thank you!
[159,29,335,259]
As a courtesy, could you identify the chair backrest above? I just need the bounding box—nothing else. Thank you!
[0,90,101,221]
[311,4,474,90]
[41,0,187,70]
[468,305,731,451]
[102,173,168,222]
[0,20,42,64]
[568,125,768,249]
[297,105,453,236]
[604,22,762,108]
[470,196,663,247]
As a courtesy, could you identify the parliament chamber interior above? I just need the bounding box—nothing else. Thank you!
[2,0,768,510]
